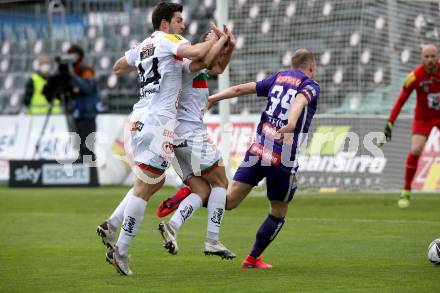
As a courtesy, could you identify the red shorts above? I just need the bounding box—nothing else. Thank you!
[412,119,440,136]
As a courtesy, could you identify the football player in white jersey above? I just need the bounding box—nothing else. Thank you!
[158,26,237,259]
[96,2,224,276]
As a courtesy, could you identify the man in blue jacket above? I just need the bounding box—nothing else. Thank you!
[67,44,101,161]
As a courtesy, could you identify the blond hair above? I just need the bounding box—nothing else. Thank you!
[291,49,315,69]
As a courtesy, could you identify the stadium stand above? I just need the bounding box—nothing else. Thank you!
[0,0,439,115]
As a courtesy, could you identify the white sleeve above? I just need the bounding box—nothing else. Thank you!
[124,46,139,66]
[182,58,192,73]
[160,34,190,56]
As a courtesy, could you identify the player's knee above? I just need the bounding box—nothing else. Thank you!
[270,203,288,218]
[204,175,228,189]
[211,177,228,189]
[134,178,164,200]
[410,145,423,156]
[195,187,210,203]
[225,195,238,210]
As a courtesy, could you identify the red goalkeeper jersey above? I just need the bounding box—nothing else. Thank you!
[389,63,440,123]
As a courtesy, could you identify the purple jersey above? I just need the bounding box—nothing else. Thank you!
[250,69,320,173]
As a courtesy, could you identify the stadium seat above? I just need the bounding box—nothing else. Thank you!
[3,90,23,114]
[353,89,385,114]
[3,74,14,91]
[0,58,10,73]
[326,92,362,114]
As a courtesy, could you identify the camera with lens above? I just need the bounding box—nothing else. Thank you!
[42,54,76,109]
[54,54,76,75]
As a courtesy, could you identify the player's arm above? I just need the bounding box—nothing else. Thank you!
[208,25,236,75]
[187,33,228,73]
[277,94,309,134]
[208,82,256,109]
[176,33,217,61]
[113,56,136,76]
[380,71,415,145]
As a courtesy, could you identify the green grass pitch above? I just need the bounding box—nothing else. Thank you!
[0,186,438,293]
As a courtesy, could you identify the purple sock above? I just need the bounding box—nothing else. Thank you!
[249,214,285,259]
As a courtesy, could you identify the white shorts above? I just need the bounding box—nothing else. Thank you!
[172,127,222,184]
[130,112,176,175]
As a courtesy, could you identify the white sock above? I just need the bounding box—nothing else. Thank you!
[169,193,203,231]
[116,194,147,256]
[206,187,226,241]
[108,188,133,229]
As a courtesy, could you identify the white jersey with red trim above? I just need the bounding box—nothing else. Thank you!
[125,31,189,118]
[174,59,210,139]
[176,59,209,123]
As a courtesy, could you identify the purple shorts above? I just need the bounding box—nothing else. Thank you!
[233,151,298,202]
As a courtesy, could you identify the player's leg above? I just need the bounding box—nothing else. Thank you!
[227,152,264,210]
[159,176,210,255]
[157,185,192,218]
[107,168,165,276]
[97,187,134,249]
[226,180,253,210]
[242,168,297,269]
[158,146,210,254]
[200,163,236,259]
[398,119,431,208]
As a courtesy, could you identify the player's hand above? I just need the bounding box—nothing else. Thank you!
[277,123,295,135]
[205,30,218,42]
[210,22,225,39]
[223,25,236,48]
[384,121,393,142]
[378,121,393,147]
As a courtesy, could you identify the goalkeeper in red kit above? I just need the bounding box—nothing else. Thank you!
[382,44,440,208]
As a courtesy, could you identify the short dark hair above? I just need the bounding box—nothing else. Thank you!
[152,1,183,31]
[291,49,315,69]
[67,44,84,60]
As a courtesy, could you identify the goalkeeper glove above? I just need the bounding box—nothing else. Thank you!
[384,121,393,142]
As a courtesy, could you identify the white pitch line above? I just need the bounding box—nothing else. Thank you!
[188,215,439,225]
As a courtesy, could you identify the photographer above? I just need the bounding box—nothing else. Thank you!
[23,55,62,115]
[67,44,101,162]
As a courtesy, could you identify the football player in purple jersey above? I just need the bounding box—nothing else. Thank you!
[209,48,320,269]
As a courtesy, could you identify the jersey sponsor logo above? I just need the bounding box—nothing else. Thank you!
[140,46,155,60]
[249,143,281,166]
[130,121,144,132]
[262,122,294,145]
[428,93,440,110]
[162,142,174,155]
[275,75,301,87]
[262,122,280,139]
